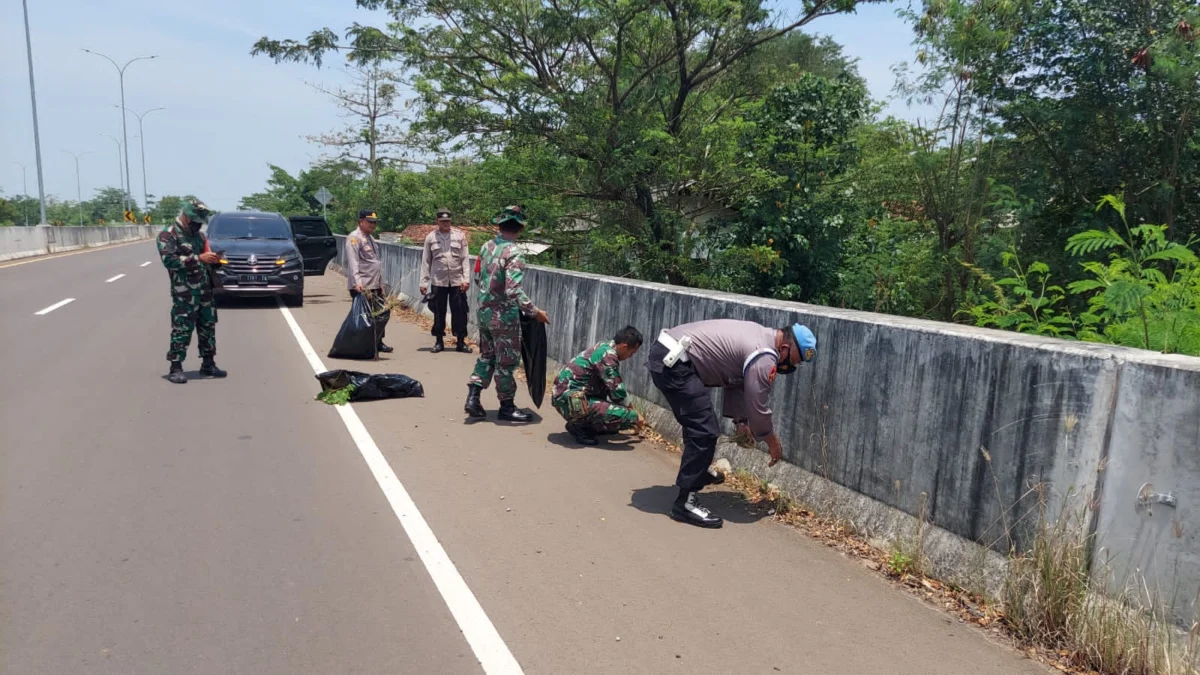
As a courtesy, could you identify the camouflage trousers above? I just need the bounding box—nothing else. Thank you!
[551,391,640,434]
[468,324,520,400]
[168,294,217,363]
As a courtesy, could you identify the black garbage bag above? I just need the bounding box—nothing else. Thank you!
[519,314,547,408]
[316,370,424,402]
[329,294,378,360]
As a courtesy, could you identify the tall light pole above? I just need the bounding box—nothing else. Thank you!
[62,150,91,226]
[11,163,29,226]
[82,49,157,213]
[115,105,163,210]
[21,0,48,225]
[101,134,126,211]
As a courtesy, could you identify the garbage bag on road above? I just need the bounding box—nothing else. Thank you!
[316,370,424,402]
[519,314,547,409]
[328,294,378,360]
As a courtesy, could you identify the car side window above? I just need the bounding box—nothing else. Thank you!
[291,219,331,238]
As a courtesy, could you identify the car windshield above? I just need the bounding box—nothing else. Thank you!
[208,216,292,240]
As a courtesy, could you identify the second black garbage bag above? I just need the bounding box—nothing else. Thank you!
[329,293,382,360]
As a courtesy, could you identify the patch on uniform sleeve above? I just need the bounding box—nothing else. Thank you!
[349,236,359,247]
[768,366,777,385]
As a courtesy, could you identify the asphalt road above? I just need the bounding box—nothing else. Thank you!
[0,242,1051,674]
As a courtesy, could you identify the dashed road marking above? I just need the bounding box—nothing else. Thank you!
[140,261,152,267]
[35,298,75,316]
[106,274,126,283]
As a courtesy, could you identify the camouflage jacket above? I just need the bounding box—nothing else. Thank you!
[474,236,539,317]
[552,341,629,403]
[157,219,212,297]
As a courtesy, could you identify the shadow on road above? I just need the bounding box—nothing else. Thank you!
[544,430,636,451]
[628,485,770,524]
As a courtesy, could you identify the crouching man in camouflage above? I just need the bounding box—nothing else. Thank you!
[464,205,550,422]
[157,198,226,384]
[551,326,644,445]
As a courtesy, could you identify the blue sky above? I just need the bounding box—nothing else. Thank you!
[1,0,925,211]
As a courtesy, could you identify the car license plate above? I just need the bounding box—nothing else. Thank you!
[238,275,268,284]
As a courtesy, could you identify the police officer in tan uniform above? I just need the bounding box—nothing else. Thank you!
[419,208,472,353]
[345,208,391,353]
[646,319,817,529]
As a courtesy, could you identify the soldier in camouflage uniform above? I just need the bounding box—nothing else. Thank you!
[551,326,645,445]
[157,198,227,384]
[464,205,550,422]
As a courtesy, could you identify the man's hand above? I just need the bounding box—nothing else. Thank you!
[354,283,364,293]
[766,433,784,468]
[419,285,428,296]
[535,309,550,324]
[459,282,469,293]
[198,252,220,264]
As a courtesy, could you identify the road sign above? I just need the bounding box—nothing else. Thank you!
[99,218,106,224]
[143,214,152,224]
[314,187,332,206]
[123,210,135,223]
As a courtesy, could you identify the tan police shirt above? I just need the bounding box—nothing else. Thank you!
[420,227,470,288]
[345,226,382,290]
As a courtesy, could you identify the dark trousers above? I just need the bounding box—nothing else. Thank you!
[430,285,469,340]
[349,288,387,344]
[646,343,720,493]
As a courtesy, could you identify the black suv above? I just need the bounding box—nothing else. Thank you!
[209,211,305,307]
[288,215,338,275]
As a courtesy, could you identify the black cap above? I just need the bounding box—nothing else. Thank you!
[358,209,379,221]
[435,208,452,219]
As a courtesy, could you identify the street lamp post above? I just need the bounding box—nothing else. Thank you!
[101,134,126,213]
[11,163,29,226]
[82,49,157,213]
[21,0,48,225]
[62,150,92,226]
[116,106,164,211]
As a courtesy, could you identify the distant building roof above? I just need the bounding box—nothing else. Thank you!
[398,223,498,243]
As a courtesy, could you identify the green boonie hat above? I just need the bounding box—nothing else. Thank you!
[182,198,212,222]
[491,205,527,227]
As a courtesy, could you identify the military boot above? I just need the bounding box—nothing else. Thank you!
[200,358,227,378]
[566,422,598,446]
[464,385,487,418]
[670,490,723,529]
[455,340,472,354]
[167,361,187,385]
[497,400,532,423]
[432,337,445,354]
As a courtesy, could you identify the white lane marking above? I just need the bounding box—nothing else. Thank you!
[35,298,75,315]
[276,300,523,674]
[105,274,126,283]
[140,261,151,267]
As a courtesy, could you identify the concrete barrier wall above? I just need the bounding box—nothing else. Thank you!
[0,226,159,262]
[336,236,1199,625]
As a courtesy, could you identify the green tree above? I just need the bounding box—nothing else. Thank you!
[724,72,870,301]
[253,0,885,284]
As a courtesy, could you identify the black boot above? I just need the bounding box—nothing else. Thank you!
[498,400,532,423]
[566,422,598,446]
[377,341,394,354]
[455,339,472,354]
[464,385,487,418]
[432,337,445,354]
[167,361,187,384]
[670,490,723,528]
[200,358,227,378]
